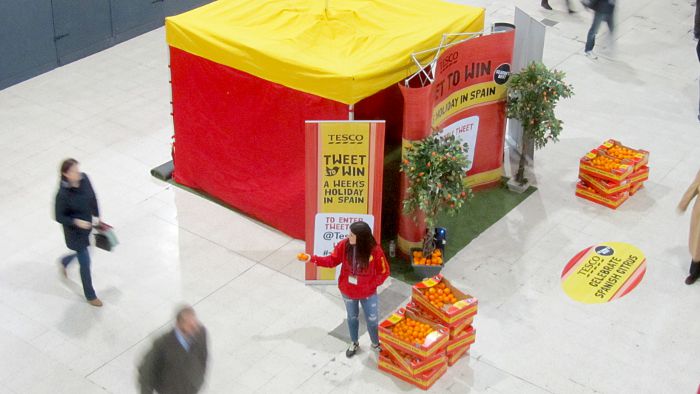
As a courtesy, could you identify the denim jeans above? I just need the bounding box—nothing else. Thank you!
[342,293,379,345]
[62,248,97,300]
[585,11,614,52]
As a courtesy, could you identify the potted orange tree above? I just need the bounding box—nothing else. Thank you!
[400,133,472,277]
[506,62,574,191]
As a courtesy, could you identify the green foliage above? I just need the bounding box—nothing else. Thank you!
[400,133,473,231]
[506,62,574,149]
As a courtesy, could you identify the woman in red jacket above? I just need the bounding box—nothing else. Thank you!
[302,221,390,358]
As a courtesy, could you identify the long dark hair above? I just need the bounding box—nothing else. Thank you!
[60,158,79,181]
[346,221,377,272]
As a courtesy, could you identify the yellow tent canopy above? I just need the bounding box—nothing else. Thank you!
[166,0,484,105]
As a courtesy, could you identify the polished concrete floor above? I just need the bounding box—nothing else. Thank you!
[0,0,698,393]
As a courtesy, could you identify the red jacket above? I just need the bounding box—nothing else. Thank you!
[311,239,390,299]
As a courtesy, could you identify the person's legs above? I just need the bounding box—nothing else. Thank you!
[566,0,575,12]
[342,296,360,344]
[61,253,76,267]
[695,0,700,38]
[76,248,97,300]
[359,293,380,346]
[605,11,615,34]
[686,261,700,285]
[585,11,604,53]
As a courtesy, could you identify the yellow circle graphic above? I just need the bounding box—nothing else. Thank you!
[561,242,646,304]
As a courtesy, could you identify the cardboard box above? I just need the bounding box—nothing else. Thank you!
[381,343,447,377]
[629,165,649,184]
[576,181,629,209]
[412,275,478,325]
[447,344,470,367]
[578,171,631,196]
[378,353,447,391]
[446,326,476,354]
[378,308,449,359]
[598,139,649,171]
[406,301,475,339]
[630,181,644,196]
[579,149,634,182]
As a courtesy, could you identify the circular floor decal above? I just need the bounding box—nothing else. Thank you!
[561,242,646,304]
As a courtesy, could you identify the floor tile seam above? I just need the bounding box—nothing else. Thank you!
[83,263,259,380]
[290,357,338,391]
[474,356,558,394]
[170,218,277,265]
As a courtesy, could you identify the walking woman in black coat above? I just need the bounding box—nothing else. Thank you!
[55,158,103,307]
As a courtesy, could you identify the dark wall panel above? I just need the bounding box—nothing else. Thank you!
[112,0,164,41]
[0,0,213,90]
[164,0,211,17]
[0,0,58,89]
[52,0,113,65]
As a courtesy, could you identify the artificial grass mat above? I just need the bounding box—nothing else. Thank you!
[153,161,536,285]
[382,183,537,284]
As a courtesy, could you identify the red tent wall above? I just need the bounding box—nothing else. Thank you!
[170,47,403,239]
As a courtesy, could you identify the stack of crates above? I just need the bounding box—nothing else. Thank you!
[577,139,649,209]
[378,274,477,390]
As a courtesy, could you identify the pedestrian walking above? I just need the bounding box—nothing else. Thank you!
[55,158,103,307]
[679,170,700,285]
[694,0,699,39]
[696,39,700,122]
[299,221,390,358]
[541,0,575,13]
[584,0,616,58]
[138,305,209,394]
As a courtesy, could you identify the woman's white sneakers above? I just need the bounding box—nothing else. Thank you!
[345,342,381,358]
[346,342,359,358]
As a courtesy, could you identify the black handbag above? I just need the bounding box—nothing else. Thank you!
[95,233,112,251]
[94,222,118,251]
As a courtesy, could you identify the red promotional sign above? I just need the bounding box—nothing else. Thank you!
[304,121,385,283]
[398,31,514,254]
[431,31,514,187]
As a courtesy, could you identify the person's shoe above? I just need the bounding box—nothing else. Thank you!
[345,342,359,358]
[88,298,103,307]
[57,260,67,278]
[585,51,598,59]
[541,0,552,10]
[686,275,699,285]
[568,7,576,13]
[697,114,700,123]
[371,343,382,352]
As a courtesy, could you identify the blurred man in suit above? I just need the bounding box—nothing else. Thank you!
[139,305,208,394]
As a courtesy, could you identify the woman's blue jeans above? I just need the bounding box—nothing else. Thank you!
[342,293,379,345]
[62,248,97,301]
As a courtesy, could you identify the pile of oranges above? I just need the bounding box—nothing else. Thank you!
[605,145,637,160]
[413,249,443,266]
[590,155,622,171]
[420,282,458,309]
[391,317,435,345]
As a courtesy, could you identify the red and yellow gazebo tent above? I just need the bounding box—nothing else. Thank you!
[166,0,484,239]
